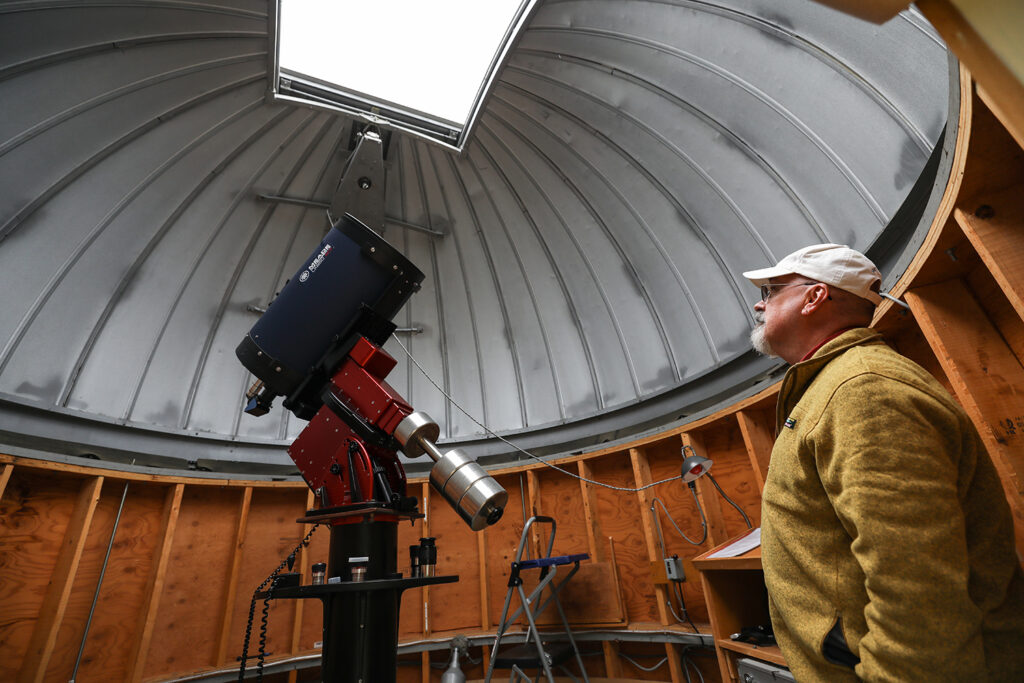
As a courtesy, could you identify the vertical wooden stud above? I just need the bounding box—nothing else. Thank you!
[215,486,253,665]
[18,475,103,683]
[956,197,1024,322]
[629,448,683,683]
[287,489,317,683]
[736,410,776,493]
[421,480,431,634]
[629,448,668,624]
[477,529,491,674]
[682,432,727,546]
[126,483,185,683]
[906,280,1024,549]
[0,463,13,502]
[577,460,622,678]
[577,461,602,562]
[526,469,542,557]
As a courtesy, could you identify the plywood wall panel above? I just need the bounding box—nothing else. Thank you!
[428,493,480,633]
[485,473,528,627]
[397,488,425,637]
[645,441,711,624]
[589,454,659,624]
[222,488,306,670]
[297,518,332,651]
[144,485,240,675]
[396,655,422,683]
[535,467,590,556]
[72,483,171,683]
[46,478,128,683]
[617,641,678,680]
[697,425,761,537]
[0,471,87,679]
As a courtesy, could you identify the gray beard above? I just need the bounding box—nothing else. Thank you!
[750,317,778,357]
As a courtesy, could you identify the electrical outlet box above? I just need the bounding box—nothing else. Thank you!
[664,556,685,582]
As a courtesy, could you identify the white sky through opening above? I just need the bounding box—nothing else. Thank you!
[279,0,528,125]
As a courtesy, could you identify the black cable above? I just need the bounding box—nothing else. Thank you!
[673,582,701,634]
[237,523,322,682]
[706,473,753,529]
[257,595,271,679]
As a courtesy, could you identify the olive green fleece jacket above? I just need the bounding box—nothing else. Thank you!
[761,328,1024,682]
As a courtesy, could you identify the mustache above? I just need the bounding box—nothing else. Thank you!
[753,311,765,325]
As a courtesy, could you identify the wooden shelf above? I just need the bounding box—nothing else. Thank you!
[692,529,762,571]
[691,550,762,572]
[693,530,789,682]
[716,638,786,667]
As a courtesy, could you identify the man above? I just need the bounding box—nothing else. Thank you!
[743,243,1024,681]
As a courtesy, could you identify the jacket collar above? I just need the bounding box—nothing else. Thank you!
[775,327,884,431]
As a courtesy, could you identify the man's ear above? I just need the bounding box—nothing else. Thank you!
[800,284,830,316]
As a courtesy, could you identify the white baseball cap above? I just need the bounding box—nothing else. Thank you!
[742,244,883,305]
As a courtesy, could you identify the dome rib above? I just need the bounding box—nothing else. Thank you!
[457,141,569,424]
[0,0,953,469]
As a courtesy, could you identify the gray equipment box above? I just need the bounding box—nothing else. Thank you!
[736,657,795,683]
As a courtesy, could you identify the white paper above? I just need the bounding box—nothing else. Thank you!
[707,528,761,559]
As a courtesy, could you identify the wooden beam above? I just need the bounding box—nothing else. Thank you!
[577,460,605,564]
[681,432,727,546]
[917,0,1024,150]
[287,489,316,683]
[629,448,683,683]
[0,454,304,489]
[477,530,490,629]
[126,483,184,683]
[628,448,667,621]
[477,528,492,674]
[215,486,252,665]
[421,482,432,637]
[0,463,13,502]
[577,461,622,678]
[526,469,542,557]
[906,280,1024,550]
[978,86,1024,151]
[735,410,776,494]
[18,476,103,683]
[955,187,1024,323]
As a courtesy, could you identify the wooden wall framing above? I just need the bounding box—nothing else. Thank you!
[2,74,1024,683]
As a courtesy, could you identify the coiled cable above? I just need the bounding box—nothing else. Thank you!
[237,523,322,682]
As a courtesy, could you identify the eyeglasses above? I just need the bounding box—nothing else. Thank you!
[759,282,820,302]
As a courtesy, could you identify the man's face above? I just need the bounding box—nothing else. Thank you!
[750,274,811,358]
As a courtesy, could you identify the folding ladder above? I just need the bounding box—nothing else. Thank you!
[484,515,590,683]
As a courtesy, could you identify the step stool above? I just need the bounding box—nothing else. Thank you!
[485,515,590,683]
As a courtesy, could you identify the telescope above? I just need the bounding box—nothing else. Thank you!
[236,213,507,681]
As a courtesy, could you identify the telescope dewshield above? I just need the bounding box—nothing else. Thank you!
[236,214,424,399]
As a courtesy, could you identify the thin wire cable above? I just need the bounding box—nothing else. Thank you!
[650,496,703,632]
[684,654,706,683]
[619,653,668,672]
[672,581,701,634]
[393,336,683,492]
[707,473,753,529]
[651,493,707,546]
